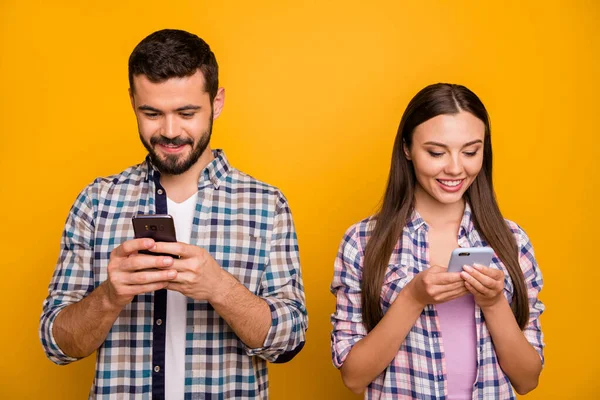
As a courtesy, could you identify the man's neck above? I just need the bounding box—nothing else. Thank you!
[159,148,215,203]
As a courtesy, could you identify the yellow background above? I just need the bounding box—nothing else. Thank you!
[1,0,598,398]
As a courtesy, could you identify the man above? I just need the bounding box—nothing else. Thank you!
[40,29,307,399]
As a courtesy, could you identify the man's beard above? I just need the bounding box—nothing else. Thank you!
[140,116,213,176]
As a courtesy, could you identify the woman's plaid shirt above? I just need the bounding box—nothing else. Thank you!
[331,204,544,399]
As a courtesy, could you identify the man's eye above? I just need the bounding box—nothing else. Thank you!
[180,113,195,118]
[144,113,159,118]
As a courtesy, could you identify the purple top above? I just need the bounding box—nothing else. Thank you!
[436,294,477,400]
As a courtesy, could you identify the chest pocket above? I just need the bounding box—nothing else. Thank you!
[380,263,420,312]
[201,231,270,295]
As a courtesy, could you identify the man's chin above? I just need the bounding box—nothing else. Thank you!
[149,155,188,175]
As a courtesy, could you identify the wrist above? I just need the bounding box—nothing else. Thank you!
[208,270,240,306]
[480,295,508,314]
[99,281,127,314]
[402,279,427,309]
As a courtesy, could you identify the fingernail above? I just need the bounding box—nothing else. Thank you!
[167,270,176,278]
[473,264,483,270]
[145,239,153,247]
[463,265,473,272]
[163,257,172,265]
[460,271,470,279]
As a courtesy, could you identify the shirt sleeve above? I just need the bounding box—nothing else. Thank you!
[515,225,546,367]
[39,185,96,365]
[330,225,368,368]
[244,193,308,363]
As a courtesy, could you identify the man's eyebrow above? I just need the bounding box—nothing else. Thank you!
[174,105,201,112]
[138,105,161,112]
[137,105,202,112]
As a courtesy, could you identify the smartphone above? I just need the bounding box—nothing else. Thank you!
[131,214,178,257]
[447,247,494,273]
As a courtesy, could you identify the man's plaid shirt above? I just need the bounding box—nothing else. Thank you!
[40,150,307,399]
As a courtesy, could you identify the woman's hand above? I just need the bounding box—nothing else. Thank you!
[460,264,505,309]
[405,265,468,307]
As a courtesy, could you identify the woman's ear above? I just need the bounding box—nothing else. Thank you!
[403,141,412,160]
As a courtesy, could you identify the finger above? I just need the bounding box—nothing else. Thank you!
[435,281,466,293]
[432,272,465,285]
[127,281,171,296]
[113,238,156,258]
[429,282,466,302]
[461,272,491,296]
[165,281,185,292]
[462,266,497,289]
[166,268,190,283]
[150,242,192,258]
[123,254,175,271]
[436,286,469,303]
[464,280,485,297]
[124,269,177,285]
[428,265,448,273]
[473,264,504,280]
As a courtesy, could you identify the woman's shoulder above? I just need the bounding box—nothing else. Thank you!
[344,215,376,236]
[504,218,532,249]
[338,215,377,255]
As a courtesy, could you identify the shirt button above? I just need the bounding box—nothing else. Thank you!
[154,365,161,373]
[156,319,162,326]
[157,189,164,195]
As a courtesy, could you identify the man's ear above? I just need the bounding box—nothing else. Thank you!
[212,87,225,119]
[129,87,135,110]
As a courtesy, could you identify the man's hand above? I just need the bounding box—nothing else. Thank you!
[150,242,238,303]
[106,238,178,309]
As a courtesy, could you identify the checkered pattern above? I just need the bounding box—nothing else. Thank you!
[331,204,544,399]
[40,150,307,399]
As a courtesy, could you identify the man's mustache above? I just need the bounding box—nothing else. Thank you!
[150,136,194,146]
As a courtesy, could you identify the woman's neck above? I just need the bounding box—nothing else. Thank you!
[414,184,465,230]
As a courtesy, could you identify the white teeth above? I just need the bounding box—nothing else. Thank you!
[439,180,462,187]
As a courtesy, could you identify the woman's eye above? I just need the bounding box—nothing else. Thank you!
[464,151,478,157]
[428,151,444,158]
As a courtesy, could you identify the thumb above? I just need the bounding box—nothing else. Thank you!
[428,265,447,273]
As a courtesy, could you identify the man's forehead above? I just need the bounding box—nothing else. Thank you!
[132,70,207,94]
[131,71,209,107]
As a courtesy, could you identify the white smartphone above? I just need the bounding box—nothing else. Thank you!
[447,247,494,273]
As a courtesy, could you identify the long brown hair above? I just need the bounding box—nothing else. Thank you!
[361,83,528,332]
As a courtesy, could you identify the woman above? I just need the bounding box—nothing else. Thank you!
[330,83,544,399]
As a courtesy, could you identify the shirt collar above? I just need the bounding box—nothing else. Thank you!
[143,149,231,189]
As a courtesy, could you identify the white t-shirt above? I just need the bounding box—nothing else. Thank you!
[165,192,198,400]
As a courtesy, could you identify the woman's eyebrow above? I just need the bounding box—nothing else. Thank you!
[423,139,483,148]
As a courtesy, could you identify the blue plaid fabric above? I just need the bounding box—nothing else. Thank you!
[40,150,307,399]
[331,204,545,399]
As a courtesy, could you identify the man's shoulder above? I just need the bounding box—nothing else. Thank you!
[79,161,147,199]
[225,167,286,200]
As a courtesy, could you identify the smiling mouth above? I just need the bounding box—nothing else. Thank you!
[437,179,464,187]
[158,143,187,153]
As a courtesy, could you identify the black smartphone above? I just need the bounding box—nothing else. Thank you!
[132,214,179,258]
